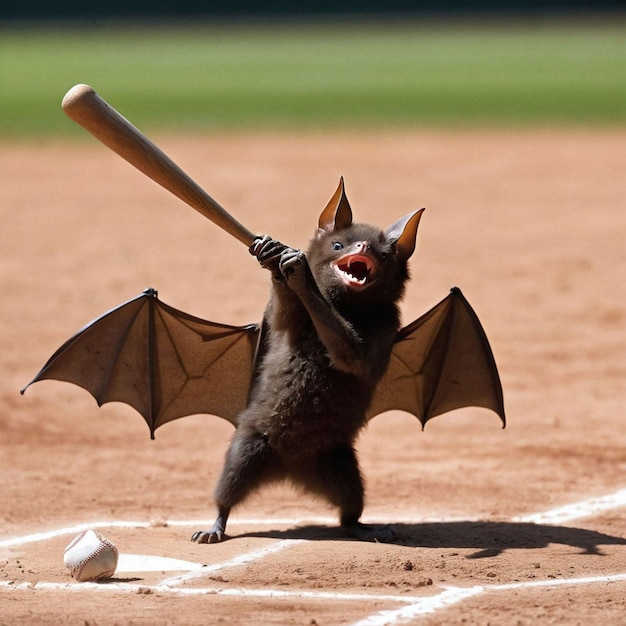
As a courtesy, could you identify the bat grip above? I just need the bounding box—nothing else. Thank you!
[62,84,256,247]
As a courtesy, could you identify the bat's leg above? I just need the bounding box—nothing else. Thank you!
[191,429,280,544]
[308,445,397,543]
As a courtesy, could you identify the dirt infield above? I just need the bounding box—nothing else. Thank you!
[1,128,625,624]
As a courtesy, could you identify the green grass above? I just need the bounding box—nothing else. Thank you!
[1,20,625,136]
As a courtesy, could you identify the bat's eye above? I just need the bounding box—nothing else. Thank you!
[332,242,344,251]
[380,252,389,261]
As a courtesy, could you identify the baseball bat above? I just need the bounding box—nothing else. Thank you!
[61,84,256,247]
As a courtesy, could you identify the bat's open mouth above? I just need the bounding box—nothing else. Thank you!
[333,254,375,288]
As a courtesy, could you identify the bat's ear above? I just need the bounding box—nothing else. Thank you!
[385,208,425,262]
[317,176,353,236]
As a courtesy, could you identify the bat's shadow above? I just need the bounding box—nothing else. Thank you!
[237,521,626,558]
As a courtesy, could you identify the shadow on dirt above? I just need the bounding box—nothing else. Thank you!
[237,521,626,558]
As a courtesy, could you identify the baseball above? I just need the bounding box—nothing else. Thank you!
[63,529,119,582]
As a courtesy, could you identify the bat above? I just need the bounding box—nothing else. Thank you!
[22,87,505,542]
[61,84,255,247]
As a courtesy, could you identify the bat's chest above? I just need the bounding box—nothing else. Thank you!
[248,342,372,455]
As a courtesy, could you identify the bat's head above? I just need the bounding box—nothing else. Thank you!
[307,177,424,306]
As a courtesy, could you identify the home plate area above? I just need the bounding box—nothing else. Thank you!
[2,491,626,625]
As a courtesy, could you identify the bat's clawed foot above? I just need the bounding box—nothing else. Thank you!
[191,517,228,544]
[343,522,398,543]
[190,529,227,544]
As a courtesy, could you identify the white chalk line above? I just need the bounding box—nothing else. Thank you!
[1,572,625,605]
[2,488,625,623]
[0,579,426,603]
[157,539,304,587]
[355,488,626,625]
[117,553,203,572]
[0,520,152,549]
[513,488,626,525]
[352,573,626,626]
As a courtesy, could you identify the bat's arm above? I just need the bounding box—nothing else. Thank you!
[251,236,374,378]
[297,290,371,378]
[281,252,383,381]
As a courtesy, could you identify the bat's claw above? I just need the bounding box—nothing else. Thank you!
[249,235,284,262]
[191,515,229,544]
[191,529,228,544]
[279,248,306,286]
[249,235,293,281]
[249,234,270,257]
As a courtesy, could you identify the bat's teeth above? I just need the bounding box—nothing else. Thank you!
[334,255,373,288]
[341,268,368,286]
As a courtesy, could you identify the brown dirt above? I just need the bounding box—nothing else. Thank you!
[1,128,625,624]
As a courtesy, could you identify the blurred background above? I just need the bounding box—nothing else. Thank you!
[1,2,624,137]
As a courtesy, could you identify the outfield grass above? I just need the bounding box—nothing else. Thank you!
[1,19,625,136]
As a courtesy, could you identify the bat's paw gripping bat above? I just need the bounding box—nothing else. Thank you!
[279,248,308,290]
[250,235,302,284]
[249,234,283,273]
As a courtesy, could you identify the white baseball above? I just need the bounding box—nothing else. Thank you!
[63,529,119,582]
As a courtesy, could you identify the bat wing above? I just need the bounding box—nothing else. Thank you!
[21,288,261,439]
[367,287,505,428]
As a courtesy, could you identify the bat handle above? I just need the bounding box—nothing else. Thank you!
[62,84,256,247]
